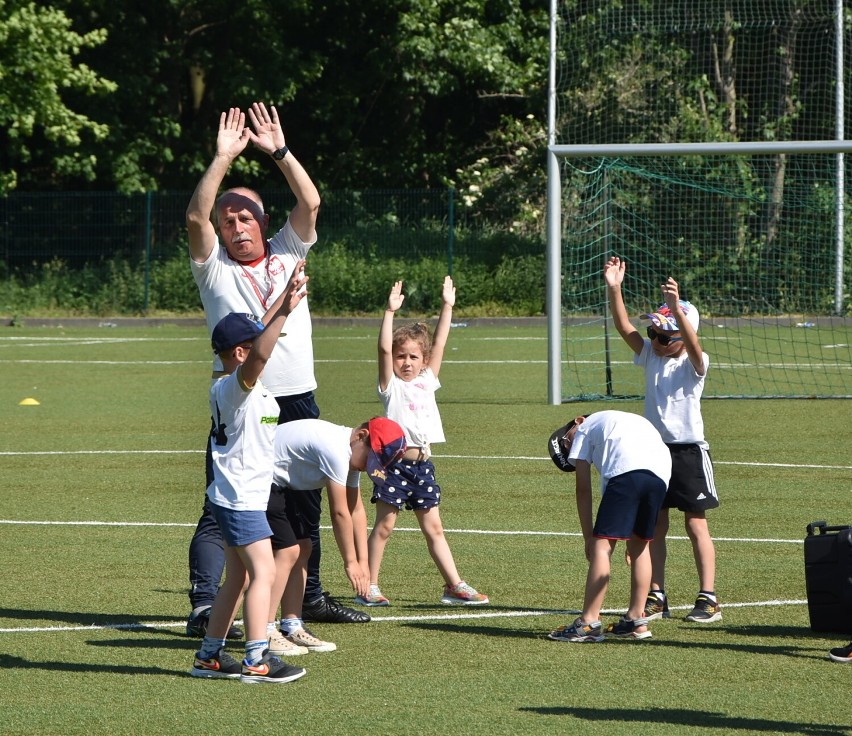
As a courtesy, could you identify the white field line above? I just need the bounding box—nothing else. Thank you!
[2,359,209,365]
[0,448,848,472]
[0,599,809,635]
[2,358,551,365]
[0,336,547,343]
[0,519,808,546]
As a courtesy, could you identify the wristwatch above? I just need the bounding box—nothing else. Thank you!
[271,146,289,161]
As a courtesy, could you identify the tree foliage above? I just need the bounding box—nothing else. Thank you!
[2,0,846,246]
[0,0,115,193]
[4,0,545,199]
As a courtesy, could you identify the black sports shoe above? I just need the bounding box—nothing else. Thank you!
[604,615,653,640]
[186,606,244,639]
[828,641,852,663]
[240,649,306,684]
[302,592,370,624]
[190,648,242,679]
[684,594,722,623]
[643,592,670,621]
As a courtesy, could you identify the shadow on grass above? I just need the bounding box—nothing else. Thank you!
[717,623,847,639]
[517,706,849,735]
[400,620,559,641]
[86,637,198,650]
[0,653,177,677]
[400,620,830,658]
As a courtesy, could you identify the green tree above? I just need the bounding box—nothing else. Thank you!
[38,0,547,201]
[55,0,322,192]
[0,0,115,193]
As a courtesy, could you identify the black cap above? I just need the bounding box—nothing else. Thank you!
[547,417,588,473]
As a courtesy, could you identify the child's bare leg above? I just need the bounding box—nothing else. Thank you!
[581,537,616,622]
[625,536,652,630]
[205,545,248,639]
[235,539,276,642]
[415,506,461,586]
[268,542,300,622]
[685,512,716,592]
[281,539,311,619]
[368,501,399,584]
[649,508,670,591]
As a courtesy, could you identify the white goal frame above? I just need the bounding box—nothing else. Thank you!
[545,140,852,405]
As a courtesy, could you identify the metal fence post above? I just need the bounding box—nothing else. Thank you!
[447,186,454,276]
[144,191,152,311]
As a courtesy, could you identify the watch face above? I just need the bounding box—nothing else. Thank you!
[273,147,288,160]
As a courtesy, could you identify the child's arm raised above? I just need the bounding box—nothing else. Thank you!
[428,275,455,378]
[378,281,404,391]
[240,258,308,387]
[604,257,644,356]
[662,276,705,376]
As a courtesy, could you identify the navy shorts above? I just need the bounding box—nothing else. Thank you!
[208,503,272,548]
[593,469,667,541]
[266,484,305,550]
[372,459,441,511]
[663,443,719,513]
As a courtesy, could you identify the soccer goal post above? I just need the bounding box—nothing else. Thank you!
[546,140,852,404]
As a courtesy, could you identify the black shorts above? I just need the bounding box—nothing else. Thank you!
[663,443,719,513]
[267,483,310,550]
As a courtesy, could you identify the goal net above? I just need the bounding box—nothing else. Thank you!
[546,1,852,402]
[555,146,852,401]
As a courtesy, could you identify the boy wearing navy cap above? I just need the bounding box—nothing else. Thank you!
[191,260,310,684]
[604,257,722,624]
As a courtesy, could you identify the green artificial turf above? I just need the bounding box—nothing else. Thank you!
[0,324,849,736]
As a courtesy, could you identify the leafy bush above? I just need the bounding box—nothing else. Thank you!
[1,240,547,317]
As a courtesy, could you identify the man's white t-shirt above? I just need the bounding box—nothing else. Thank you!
[191,219,316,396]
[272,419,361,491]
[206,371,280,511]
[568,410,672,494]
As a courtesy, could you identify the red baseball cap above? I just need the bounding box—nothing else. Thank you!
[365,417,407,486]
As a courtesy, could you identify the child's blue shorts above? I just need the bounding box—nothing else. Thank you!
[209,503,272,547]
[371,459,442,511]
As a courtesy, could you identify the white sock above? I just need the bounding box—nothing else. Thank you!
[279,618,303,635]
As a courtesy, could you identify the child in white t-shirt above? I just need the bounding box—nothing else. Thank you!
[547,410,672,642]
[355,277,489,607]
[604,257,721,624]
[267,416,406,652]
[191,261,310,684]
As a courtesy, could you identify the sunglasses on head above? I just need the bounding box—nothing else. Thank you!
[646,326,682,346]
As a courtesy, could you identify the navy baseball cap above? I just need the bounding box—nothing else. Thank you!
[365,417,407,486]
[211,313,264,354]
